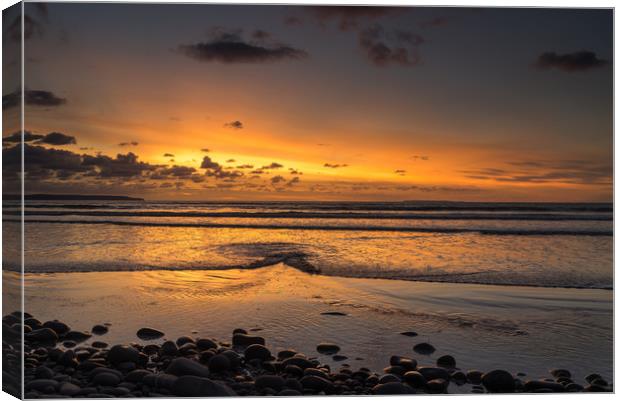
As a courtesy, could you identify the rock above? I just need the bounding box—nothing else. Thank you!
[166,357,210,377]
[232,333,265,347]
[566,383,584,392]
[524,380,565,393]
[389,355,417,371]
[592,378,609,387]
[25,379,59,392]
[451,371,467,385]
[244,344,271,361]
[176,336,195,346]
[378,374,401,384]
[437,355,456,368]
[284,364,304,377]
[107,345,140,365]
[403,371,427,388]
[92,325,108,335]
[196,338,218,351]
[58,350,77,366]
[63,340,77,348]
[585,373,602,383]
[281,357,314,370]
[417,366,450,381]
[584,384,609,392]
[136,327,164,340]
[320,311,347,316]
[92,341,108,349]
[160,340,178,355]
[208,354,231,373]
[373,382,415,394]
[35,366,54,380]
[221,350,242,369]
[142,373,178,389]
[466,370,483,384]
[43,320,71,336]
[59,382,81,396]
[316,343,340,355]
[284,378,303,391]
[143,344,160,355]
[93,372,121,386]
[304,368,329,380]
[171,375,236,397]
[232,328,247,335]
[64,330,92,342]
[413,342,436,355]
[255,375,286,391]
[277,349,297,360]
[550,369,571,379]
[482,370,515,393]
[299,375,335,393]
[400,331,418,337]
[427,378,449,394]
[123,369,151,383]
[25,328,58,343]
[332,355,348,361]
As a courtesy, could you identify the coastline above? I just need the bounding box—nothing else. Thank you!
[7,262,611,392]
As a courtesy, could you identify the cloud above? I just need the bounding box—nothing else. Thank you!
[286,176,300,187]
[289,168,303,175]
[178,30,308,64]
[82,152,159,178]
[236,164,254,169]
[359,25,424,67]
[394,169,406,175]
[226,159,236,163]
[224,120,244,129]
[534,51,608,72]
[324,163,349,168]
[118,141,139,147]
[201,148,211,152]
[200,156,221,170]
[307,6,397,31]
[154,165,197,178]
[262,162,283,170]
[3,131,75,146]
[36,132,76,145]
[163,153,175,157]
[411,155,429,161]
[3,144,90,181]
[462,160,612,185]
[3,89,67,110]
[270,175,286,184]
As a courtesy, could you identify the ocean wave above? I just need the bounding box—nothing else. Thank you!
[4,210,612,221]
[5,218,612,236]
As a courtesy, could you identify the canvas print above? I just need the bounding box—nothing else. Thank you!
[2,2,613,398]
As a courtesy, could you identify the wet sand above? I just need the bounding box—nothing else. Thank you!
[14,263,612,390]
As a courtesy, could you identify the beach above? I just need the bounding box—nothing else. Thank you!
[4,261,611,395]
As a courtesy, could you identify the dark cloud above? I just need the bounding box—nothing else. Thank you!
[289,168,303,175]
[307,6,397,31]
[3,131,75,146]
[200,156,221,170]
[3,89,67,110]
[534,51,608,72]
[82,152,159,178]
[324,163,349,168]
[201,148,211,153]
[36,132,76,145]
[236,164,254,169]
[286,176,300,187]
[359,25,424,67]
[3,144,90,181]
[270,175,286,184]
[262,162,283,170]
[224,120,244,129]
[118,141,139,147]
[155,165,197,178]
[462,160,612,185]
[199,155,244,180]
[163,153,175,157]
[226,159,236,163]
[178,30,308,64]
[394,169,406,175]
[411,155,429,161]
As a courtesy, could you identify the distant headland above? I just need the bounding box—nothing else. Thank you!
[2,194,144,201]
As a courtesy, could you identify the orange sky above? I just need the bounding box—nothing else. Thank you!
[2,4,613,202]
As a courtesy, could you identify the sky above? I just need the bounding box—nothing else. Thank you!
[2,3,613,201]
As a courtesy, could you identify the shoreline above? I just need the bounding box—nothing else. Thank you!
[4,312,613,397]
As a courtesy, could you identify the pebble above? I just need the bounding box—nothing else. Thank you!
[320,311,347,316]
[107,345,140,365]
[482,370,515,393]
[232,333,265,347]
[208,354,231,372]
[26,328,59,343]
[427,378,449,393]
[93,372,121,386]
[299,375,335,393]
[437,354,456,368]
[91,341,108,349]
[417,366,450,381]
[466,370,483,384]
[64,330,92,342]
[400,331,418,337]
[403,371,427,388]
[196,338,218,351]
[171,376,236,397]
[372,382,415,394]
[136,327,164,340]
[255,375,286,391]
[413,342,436,355]
[43,320,71,336]
[244,344,271,361]
[91,325,108,335]
[316,343,340,355]
[166,357,210,377]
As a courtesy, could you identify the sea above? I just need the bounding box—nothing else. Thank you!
[2,200,613,289]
